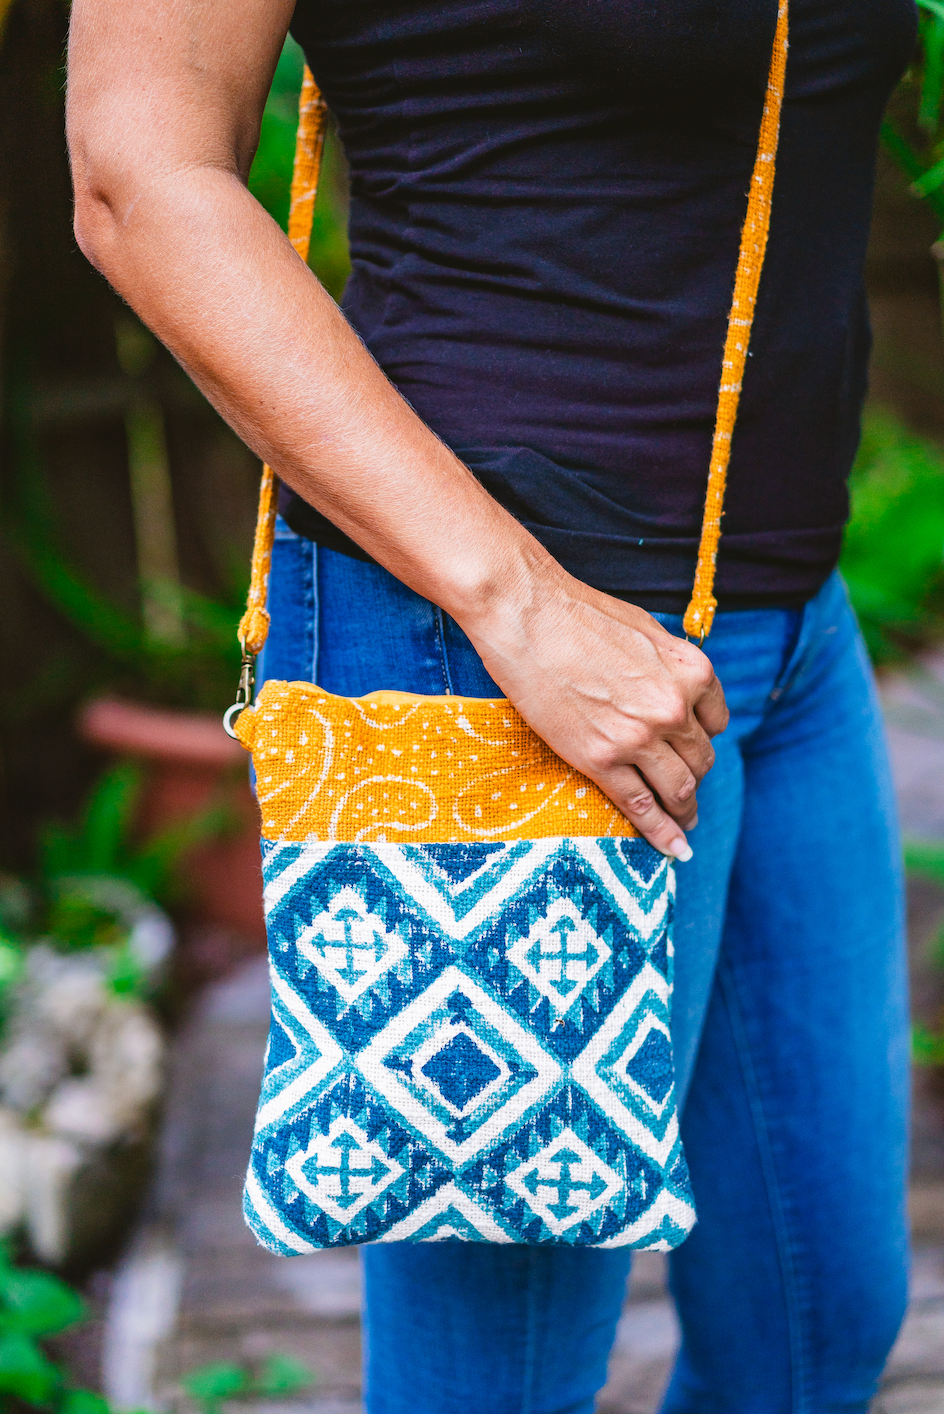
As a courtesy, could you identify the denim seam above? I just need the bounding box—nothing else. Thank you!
[768,614,807,700]
[718,958,809,1414]
[767,572,843,704]
[434,607,455,694]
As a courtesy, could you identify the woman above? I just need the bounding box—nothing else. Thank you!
[66,1,914,1409]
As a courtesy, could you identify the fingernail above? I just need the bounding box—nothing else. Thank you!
[668,838,693,863]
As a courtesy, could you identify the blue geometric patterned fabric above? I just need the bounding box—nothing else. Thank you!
[244,837,696,1251]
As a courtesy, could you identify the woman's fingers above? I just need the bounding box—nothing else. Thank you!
[692,670,729,737]
[629,740,699,828]
[660,714,716,790]
[662,632,729,740]
[590,737,700,856]
[602,763,695,860]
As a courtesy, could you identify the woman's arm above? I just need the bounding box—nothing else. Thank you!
[66,0,727,859]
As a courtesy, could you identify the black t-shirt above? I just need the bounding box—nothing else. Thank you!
[282,0,916,611]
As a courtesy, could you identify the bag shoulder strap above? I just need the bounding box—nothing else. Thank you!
[234,1,787,682]
[237,68,328,662]
[684,0,789,637]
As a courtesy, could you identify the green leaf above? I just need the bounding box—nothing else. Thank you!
[81,764,143,874]
[35,758,234,924]
[0,1330,61,1404]
[38,763,142,883]
[6,411,244,714]
[182,1361,249,1404]
[254,1354,315,1397]
[880,118,944,223]
[0,1268,87,1336]
[105,944,149,998]
[905,837,944,884]
[914,1022,944,1065]
[919,12,944,132]
[9,506,145,667]
[0,941,23,990]
[880,118,927,183]
[59,1389,112,1414]
[912,150,944,196]
[126,796,234,907]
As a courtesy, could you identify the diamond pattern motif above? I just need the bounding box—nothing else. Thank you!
[421,1032,502,1110]
[624,1027,674,1106]
[245,837,695,1250]
[357,967,558,1163]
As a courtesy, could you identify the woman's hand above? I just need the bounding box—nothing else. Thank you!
[67,0,727,858]
[456,555,727,860]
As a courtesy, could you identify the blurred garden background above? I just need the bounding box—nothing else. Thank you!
[6,0,944,1410]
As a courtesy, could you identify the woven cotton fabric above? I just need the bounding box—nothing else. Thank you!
[243,836,695,1250]
[236,681,633,842]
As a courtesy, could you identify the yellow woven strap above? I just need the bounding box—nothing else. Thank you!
[288,66,328,264]
[237,66,328,656]
[682,0,789,640]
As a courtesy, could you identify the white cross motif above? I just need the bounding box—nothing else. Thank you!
[286,1117,403,1224]
[506,1129,623,1236]
[507,897,611,1012]
[296,887,407,1001]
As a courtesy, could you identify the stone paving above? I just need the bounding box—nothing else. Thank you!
[99,657,944,1414]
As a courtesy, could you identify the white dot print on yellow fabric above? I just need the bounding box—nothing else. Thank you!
[235,681,633,843]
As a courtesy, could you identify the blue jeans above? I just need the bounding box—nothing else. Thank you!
[260,525,910,1414]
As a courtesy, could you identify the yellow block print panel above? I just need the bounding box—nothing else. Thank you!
[234,680,635,844]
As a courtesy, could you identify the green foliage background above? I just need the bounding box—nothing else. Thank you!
[882,0,944,236]
[841,409,944,661]
[0,1237,314,1414]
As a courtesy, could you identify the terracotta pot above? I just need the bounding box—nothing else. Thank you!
[77,698,266,943]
